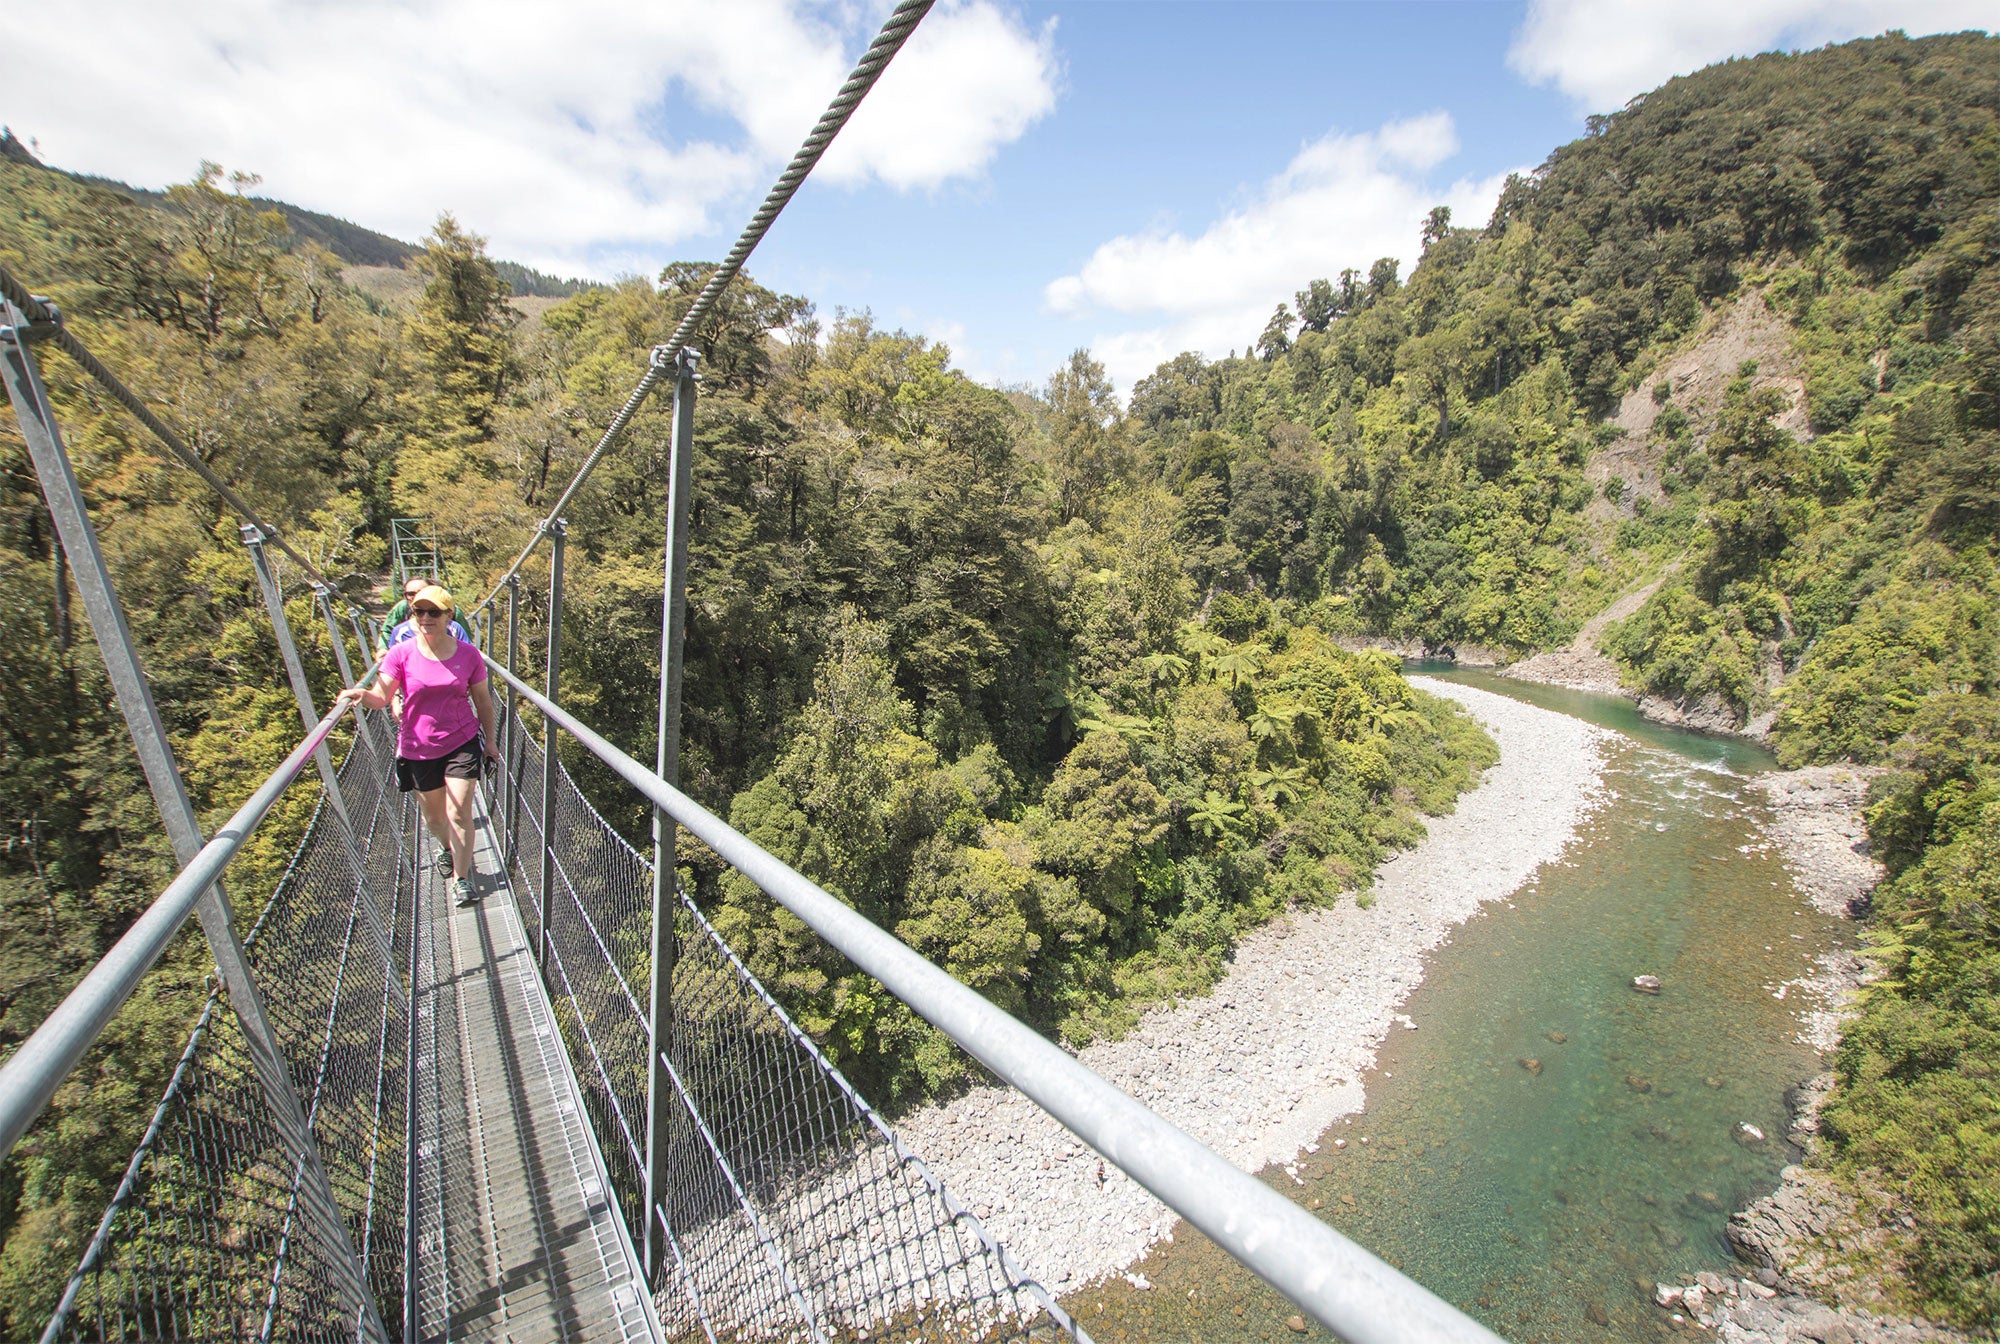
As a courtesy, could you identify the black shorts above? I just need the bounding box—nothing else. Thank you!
[396,736,483,793]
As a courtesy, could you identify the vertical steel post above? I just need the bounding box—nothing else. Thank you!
[0,303,390,1344]
[317,586,389,757]
[316,586,360,684]
[244,529,406,1015]
[537,520,566,971]
[347,606,395,785]
[348,609,375,671]
[643,349,698,1282]
[503,575,522,871]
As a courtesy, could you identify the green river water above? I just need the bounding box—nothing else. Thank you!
[1065,669,1849,1344]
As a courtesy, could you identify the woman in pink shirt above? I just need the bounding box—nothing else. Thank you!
[337,584,498,905]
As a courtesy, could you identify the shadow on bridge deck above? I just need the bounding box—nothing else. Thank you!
[411,793,662,1344]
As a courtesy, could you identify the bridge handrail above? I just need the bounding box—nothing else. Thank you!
[485,655,1506,1344]
[0,694,361,1164]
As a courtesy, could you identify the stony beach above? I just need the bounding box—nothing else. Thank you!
[891,678,1615,1295]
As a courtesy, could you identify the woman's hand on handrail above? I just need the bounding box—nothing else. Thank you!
[337,683,389,712]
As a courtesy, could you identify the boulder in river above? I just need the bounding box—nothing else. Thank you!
[1520,1057,1543,1075]
[1547,1030,1568,1043]
[1632,974,1663,994]
[1736,1121,1766,1145]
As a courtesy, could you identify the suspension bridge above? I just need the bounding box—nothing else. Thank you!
[0,5,1509,1341]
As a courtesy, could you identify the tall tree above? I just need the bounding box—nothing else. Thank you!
[1042,349,1129,525]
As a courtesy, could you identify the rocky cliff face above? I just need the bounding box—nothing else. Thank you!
[1636,689,1765,738]
[1663,1136,1977,1344]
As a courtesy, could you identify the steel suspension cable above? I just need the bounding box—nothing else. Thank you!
[471,0,933,616]
[0,263,331,586]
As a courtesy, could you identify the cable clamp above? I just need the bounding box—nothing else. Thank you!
[1,296,60,343]
[650,346,702,380]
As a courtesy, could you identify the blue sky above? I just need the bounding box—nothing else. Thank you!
[6,1,1997,393]
[751,1,1586,386]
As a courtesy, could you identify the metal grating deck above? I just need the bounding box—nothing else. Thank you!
[412,794,662,1344]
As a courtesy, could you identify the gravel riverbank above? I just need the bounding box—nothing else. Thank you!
[894,678,1615,1295]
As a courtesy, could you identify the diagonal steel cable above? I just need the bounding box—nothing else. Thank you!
[470,0,933,615]
[0,264,331,585]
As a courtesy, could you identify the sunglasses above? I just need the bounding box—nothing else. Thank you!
[413,607,447,617]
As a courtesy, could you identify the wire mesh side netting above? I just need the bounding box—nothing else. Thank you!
[43,721,417,1344]
[502,729,651,1240]
[498,728,1079,1344]
[662,895,1077,1344]
[500,707,547,955]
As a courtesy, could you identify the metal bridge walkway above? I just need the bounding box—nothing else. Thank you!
[413,795,659,1344]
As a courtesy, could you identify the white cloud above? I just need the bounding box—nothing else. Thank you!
[1509,0,2000,111]
[1044,113,1516,391]
[819,4,1061,190]
[0,0,1057,278]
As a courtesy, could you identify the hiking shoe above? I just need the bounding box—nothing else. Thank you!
[435,847,454,877]
[453,876,480,907]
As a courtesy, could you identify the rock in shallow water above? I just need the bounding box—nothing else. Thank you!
[1632,974,1664,993]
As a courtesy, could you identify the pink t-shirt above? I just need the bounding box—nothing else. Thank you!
[381,639,486,760]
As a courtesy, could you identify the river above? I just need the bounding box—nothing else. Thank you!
[1064,669,1849,1343]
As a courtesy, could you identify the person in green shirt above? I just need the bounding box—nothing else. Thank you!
[383,574,429,630]
[381,574,473,654]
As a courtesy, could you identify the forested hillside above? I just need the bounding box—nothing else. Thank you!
[1,27,1996,1331]
[1110,31,2000,1327]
